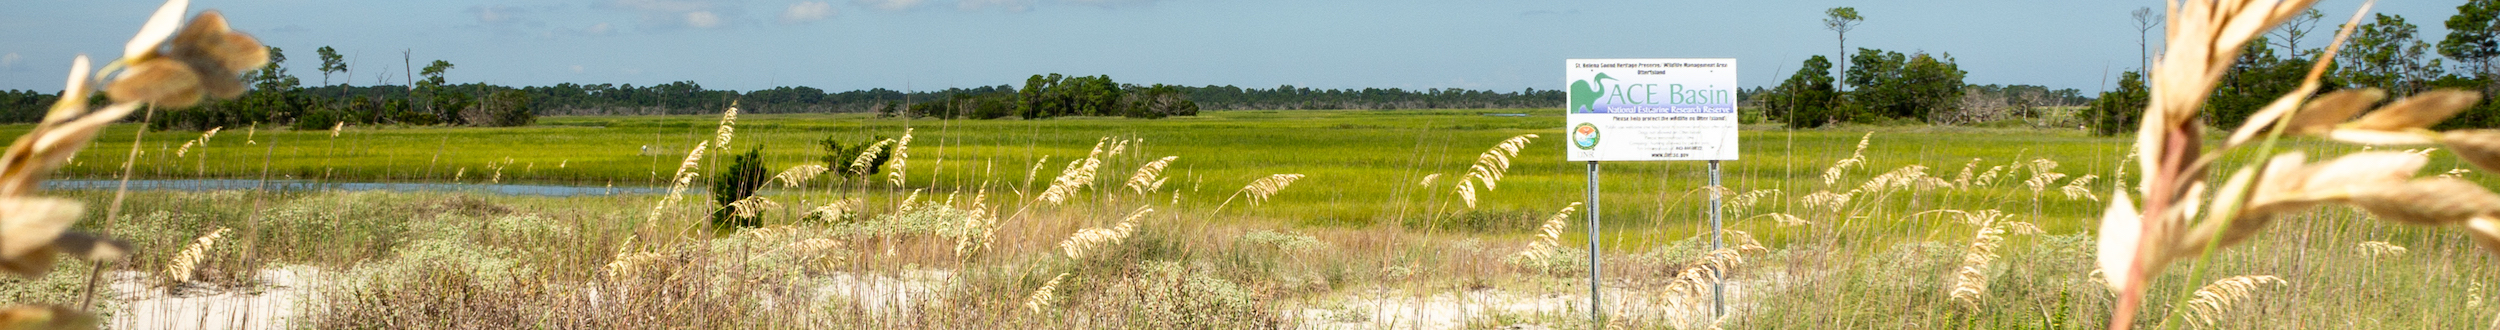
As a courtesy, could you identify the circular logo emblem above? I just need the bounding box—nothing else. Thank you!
[1572,123,1600,150]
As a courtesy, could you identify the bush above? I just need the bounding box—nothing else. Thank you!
[711,146,768,228]
[818,135,893,179]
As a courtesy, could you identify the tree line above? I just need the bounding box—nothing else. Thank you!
[0,50,1568,129]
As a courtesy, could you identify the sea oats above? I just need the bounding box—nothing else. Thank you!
[2063,174,2102,201]
[1059,207,1150,260]
[886,128,913,186]
[728,196,780,218]
[848,139,893,177]
[1800,190,1853,214]
[1024,273,1070,313]
[1218,174,1304,211]
[1726,189,1780,215]
[806,198,861,222]
[1953,158,1982,189]
[2103,1,2361,325]
[1948,210,2038,306]
[1974,165,2006,187]
[646,140,709,225]
[1036,138,1112,205]
[954,191,996,257]
[603,251,667,280]
[1456,134,1537,208]
[172,127,218,157]
[2180,275,2288,329]
[1757,213,1811,227]
[2345,90,2482,132]
[1513,202,1581,261]
[2026,172,2070,194]
[2357,241,2406,258]
[1417,173,1442,187]
[165,227,229,283]
[773,165,829,188]
[1124,156,1178,194]
[712,103,737,150]
[1823,133,1872,186]
[108,10,268,108]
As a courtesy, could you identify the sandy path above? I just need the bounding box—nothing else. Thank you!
[107,267,315,330]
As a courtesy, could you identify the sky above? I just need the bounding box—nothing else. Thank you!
[0,0,2479,94]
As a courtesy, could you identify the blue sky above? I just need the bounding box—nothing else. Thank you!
[0,0,2476,94]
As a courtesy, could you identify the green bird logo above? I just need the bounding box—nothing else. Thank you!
[1569,72,1615,113]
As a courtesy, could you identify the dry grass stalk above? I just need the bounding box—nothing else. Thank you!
[806,198,860,222]
[848,138,894,177]
[602,251,667,280]
[172,127,217,157]
[886,128,913,186]
[2099,1,2391,326]
[2179,275,2288,329]
[1059,206,1150,260]
[2471,279,2487,309]
[1455,134,1537,208]
[1754,213,1812,227]
[1217,174,1304,211]
[1800,190,1853,215]
[712,102,737,150]
[645,140,708,226]
[2356,241,2407,258]
[954,191,996,258]
[772,164,828,188]
[1417,173,1442,187]
[1124,156,1178,195]
[727,196,780,218]
[1024,272,1071,313]
[1726,189,1781,215]
[1974,165,2008,187]
[2062,174,2102,201]
[1953,158,1982,188]
[1022,155,1050,192]
[1513,202,1582,261]
[1860,165,1933,194]
[2023,160,2069,194]
[1036,138,1111,205]
[164,227,228,284]
[1823,132,1873,186]
[1946,210,2038,306]
[0,0,253,280]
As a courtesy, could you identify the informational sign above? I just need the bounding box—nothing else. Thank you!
[1564,58,1739,161]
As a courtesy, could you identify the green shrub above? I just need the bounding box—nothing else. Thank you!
[711,146,768,228]
[818,135,892,178]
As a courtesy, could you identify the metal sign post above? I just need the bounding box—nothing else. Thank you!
[1565,58,1738,328]
[1708,160,1724,317]
[1584,161,1604,325]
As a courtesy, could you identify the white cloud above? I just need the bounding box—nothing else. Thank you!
[957,0,1029,12]
[601,0,740,29]
[686,11,722,28]
[853,0,924,11]
[570,65,585,73]
[1062,0,1158,7]
[0,53,19,70]
[583,22,616,35]
[781,1,836,23]
[472,5,521,23]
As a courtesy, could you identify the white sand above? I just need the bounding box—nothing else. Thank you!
[107,267,315,330]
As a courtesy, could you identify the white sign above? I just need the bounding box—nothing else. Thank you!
[1564,58,1739,161]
